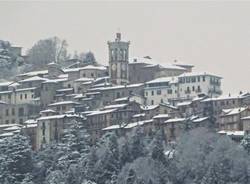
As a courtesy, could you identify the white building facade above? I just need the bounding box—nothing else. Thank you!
[144,72,222,105]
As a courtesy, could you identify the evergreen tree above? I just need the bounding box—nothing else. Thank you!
[241,133,250,154]
[151,130,166,165]
[0,135,33,184]
[85,147,98,182]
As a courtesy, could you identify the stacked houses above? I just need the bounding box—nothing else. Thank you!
[1,33,248,150]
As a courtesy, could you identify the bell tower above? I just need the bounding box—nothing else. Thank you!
[108,33,130,85]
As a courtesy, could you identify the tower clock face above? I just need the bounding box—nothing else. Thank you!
[112,64,116,71]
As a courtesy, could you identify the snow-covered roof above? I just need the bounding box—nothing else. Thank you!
[218,130,244,137]
[129,57,187,70]
[153,114,169,119]
[82,81,93,85]
[89,83,144,92]
[0,81,14,87]
[37,114,82,121]
[92,82,111,88]
[19,76,48,83]
[103,103,128,110]
[23,124,37,128]
[73,94,84,99]
[58,74,68,79]
[48,101,79,107]
[0,124,21,129]
[0,132,14,138]
[0,101,7,105]
[124,119,154,129]
[8,82,20,87]
[179,72,222,79]
[24,119,37,124]
[133,113,146,118]
[192,117,209,123]
[140,105,159,111]
[0,90,12,94]
[15,87,36,92]
[75,77,94,82]
[165,118,186,123]
[114,96,129,102]
[102,124,125,131]
[80,65,107,71]
[56,88,74,92]
[221,107,247,116]
[160,63,187,71]
[63,65,107,73]
[40,109,56,113]
[174,62,194,67]
[177,101,192,107]
[42,78,68,84]
[242,116,250,120]
[87,109,117,116]
[160,102,178,109]
[85,92,101,96]
[4,125,21,131]
[202,93,249,102]
[146,76,178,84]
[17,70,48,77]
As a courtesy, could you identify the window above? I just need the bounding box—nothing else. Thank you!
[151,100,154,105]
[91,73,94,77]
[186,77,190,83]
[161,99,164,103]
[145,92,148,96]
[198,76,200,82]
[129,90,133,95]
[8,94,11,99]
[197,86,201,92]
[157,90,161,95]
[12,108,15,116]
[203,76,206,82]
[11,119,15,124]
[192,86,195,91]
[62,106,66,111]
[18,107,24,116]
[6,109,9,116]
[83,73,86,77]
[151,91,154,96]
[116,92,120,98]
[68,84,71,88]
[20,94,23,100]
[167,89,172,94]
[191,77,196,83]
[25,94,27,99]
[187,87,190,93]
[0,95,1,100]
[42,122,46,136]
[56,106,60,111]
[5,120,9,124]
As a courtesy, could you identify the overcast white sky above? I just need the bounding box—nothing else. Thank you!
[1,1,250,94]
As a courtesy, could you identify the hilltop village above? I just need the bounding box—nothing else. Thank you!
[0,33,248,150]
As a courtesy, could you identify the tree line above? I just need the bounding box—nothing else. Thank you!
[1,120,250,184]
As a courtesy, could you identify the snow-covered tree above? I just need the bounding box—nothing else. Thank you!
[241,133,250,154]
[169,128,219,184]
[150,130,166,165]
[27,36,69,69]
[202,136,250,184]
[0,135,33,184]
